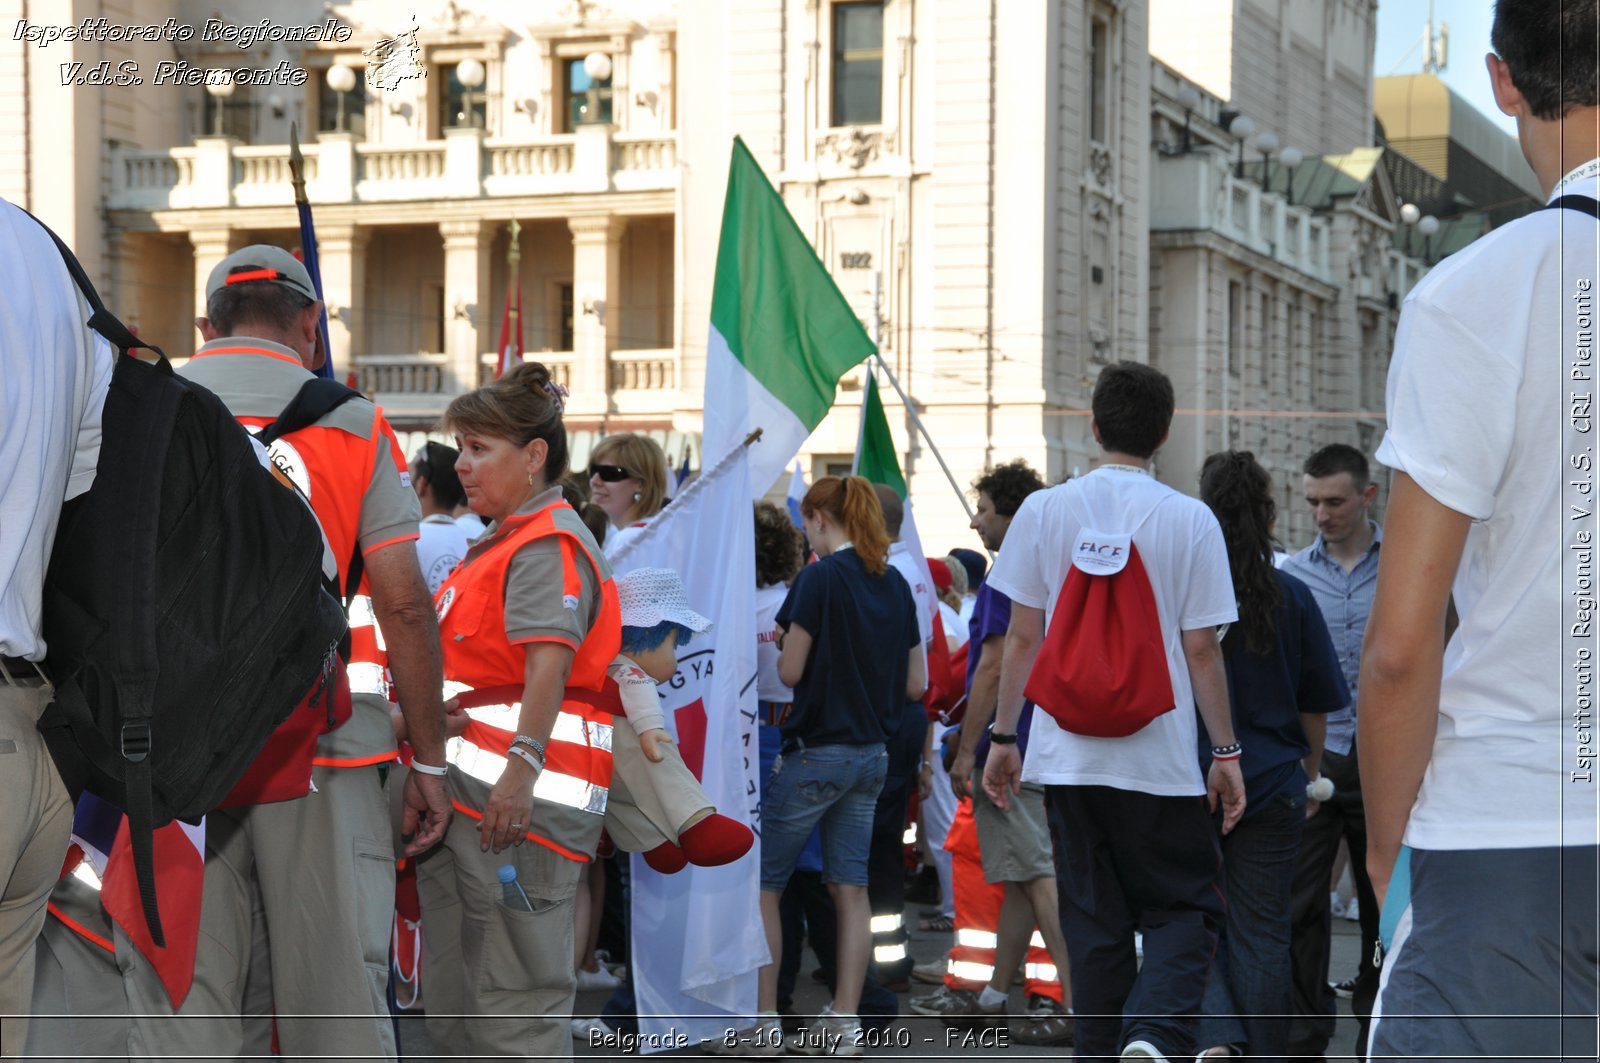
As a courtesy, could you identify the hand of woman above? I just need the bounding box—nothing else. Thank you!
[480,755,537,853]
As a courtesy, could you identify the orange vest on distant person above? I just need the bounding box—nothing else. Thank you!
[436,498,622,862]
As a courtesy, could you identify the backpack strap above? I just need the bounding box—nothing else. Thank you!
[31,211,173,946]
[257,378,367,604]
[1545,195,1600,218]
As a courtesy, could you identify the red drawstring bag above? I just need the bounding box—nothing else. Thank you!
[1023,517,1175,738]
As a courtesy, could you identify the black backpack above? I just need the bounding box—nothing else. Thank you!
[33,220,349,947]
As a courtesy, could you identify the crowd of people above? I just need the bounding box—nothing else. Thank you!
[1,4,1595,1060]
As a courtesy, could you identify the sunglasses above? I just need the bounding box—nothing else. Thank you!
[588,463,634,483]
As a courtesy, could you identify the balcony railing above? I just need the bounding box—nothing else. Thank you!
[109,127,678,212]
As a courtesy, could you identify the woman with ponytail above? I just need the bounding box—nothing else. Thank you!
[721,476,924,1054]
[1193,451,1349,1061]
[414,361,622,1058]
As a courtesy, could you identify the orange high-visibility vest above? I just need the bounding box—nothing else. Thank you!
[436,498,622,862]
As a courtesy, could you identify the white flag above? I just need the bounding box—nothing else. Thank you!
[610,444,768,1049]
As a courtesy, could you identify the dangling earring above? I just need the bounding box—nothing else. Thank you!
[633,491,642,503]
[527,471,535,487]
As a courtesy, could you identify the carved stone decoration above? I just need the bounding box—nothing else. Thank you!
[817,127,882,170]
[1089,146,1113,187]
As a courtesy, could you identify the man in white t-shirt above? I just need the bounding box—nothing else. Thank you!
[1362,5,1599,1059]
[410,442,472,594]
[0,199,114,1052]
[983,362,1244,1063]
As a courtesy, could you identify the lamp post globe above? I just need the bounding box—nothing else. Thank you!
[583,52,613,82]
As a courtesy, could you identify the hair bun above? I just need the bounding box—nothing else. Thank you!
[504,360,566,412]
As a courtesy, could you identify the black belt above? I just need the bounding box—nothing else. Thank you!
[0,655,50,685]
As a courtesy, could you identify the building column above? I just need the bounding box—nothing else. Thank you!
[191,228,244,325]
[440,219,491,396]
[316,224,372,381]
[567,214,627,417]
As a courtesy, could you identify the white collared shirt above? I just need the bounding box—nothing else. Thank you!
[0,201,115,660]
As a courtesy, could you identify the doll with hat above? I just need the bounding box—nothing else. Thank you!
[603,567,754,873]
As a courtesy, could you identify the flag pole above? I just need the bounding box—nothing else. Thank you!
[869,350,984,535]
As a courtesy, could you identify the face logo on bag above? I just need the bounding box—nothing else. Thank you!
[436,586,456,621]
[266,439,312,501]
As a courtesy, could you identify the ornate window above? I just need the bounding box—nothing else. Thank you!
[831,1,885,126]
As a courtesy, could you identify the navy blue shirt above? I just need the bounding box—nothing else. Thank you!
[964,582,1034,766]
[777,548,921,747]
[1200,568,1350,814]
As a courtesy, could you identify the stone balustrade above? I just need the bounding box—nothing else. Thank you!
[109,129,678,211]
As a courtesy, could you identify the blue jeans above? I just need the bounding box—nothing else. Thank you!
[760,742,888,891]
[1197,788,1306,1062]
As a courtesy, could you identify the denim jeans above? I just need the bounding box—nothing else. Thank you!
[760,742,888,891]
[1196,788,1306,1062]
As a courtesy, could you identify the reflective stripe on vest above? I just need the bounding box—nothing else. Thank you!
[347,595,389,696]
[435,499,621,861]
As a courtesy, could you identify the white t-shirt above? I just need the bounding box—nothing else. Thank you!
[888,540,935,658]
[1376,160,1600,851]
[755,582,794,704]
[453,511,487,538]
[416,514,470,595]
[938,600,969,651]
[986,467,1238,795]
[0,201,115,660]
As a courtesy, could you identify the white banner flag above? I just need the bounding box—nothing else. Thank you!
[610,443,769,1050]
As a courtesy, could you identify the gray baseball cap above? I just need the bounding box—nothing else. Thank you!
[206,244,318,304]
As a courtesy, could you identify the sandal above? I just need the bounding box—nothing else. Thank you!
[917,914,955,933]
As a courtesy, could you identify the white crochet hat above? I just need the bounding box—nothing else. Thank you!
[615,567,712,633]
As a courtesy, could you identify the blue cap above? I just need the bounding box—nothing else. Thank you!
[497,864,517,884]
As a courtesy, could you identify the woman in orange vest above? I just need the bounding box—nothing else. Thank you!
[412,361,622,1059]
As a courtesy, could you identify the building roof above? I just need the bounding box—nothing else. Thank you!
[1374,74,1540,198]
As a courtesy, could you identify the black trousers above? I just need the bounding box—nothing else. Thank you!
[866,701,928,982]
[1046,784,1226,1062]
[1288,745,1380,1060]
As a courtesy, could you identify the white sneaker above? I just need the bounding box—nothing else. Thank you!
[1329,890,1348,919]
[1343,896,1361,922]
[787,1006,865,1057]
[1122,1040,1170,1061]
[576,964,623,991]
[570,1016,613,1041]
[703,1015,784,1056]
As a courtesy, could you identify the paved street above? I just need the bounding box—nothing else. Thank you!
[396,906,1365,1059]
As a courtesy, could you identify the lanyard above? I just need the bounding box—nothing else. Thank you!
[1551,157,1600,200]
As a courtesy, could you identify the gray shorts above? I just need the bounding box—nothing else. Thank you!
[970,774,1054,883]
[1370,846,1598,1062]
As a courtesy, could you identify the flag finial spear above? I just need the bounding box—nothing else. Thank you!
[288,123,308,202]
[507,219,521,269]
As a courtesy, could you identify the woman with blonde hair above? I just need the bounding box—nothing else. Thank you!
[587,432,669,558]
[415,361,621,1058]
[719,476,925,1055]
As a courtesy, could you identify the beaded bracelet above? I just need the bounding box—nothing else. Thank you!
[1211,742,1244,761]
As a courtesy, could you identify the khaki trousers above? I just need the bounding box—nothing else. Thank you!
[119,759,396,1062]
[412,767,584,1062]
[605,716,714,853]
[0,679,70,1060]
[26,876,129,1061]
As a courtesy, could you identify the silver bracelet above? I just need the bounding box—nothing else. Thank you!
[512,734,547,766]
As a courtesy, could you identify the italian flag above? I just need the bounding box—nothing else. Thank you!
[704,137,876,493]
[857,369,939,628]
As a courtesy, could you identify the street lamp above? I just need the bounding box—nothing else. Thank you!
[1220,110,1255,179]
[456,57,486,128]
[1418,213,1441,261]
[580,51,612,125]
[1279,145,1304,205]
[326,63,356,132]
[205,73,235,137]
[1254,130,1280,192]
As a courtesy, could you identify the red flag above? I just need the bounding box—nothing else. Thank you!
[99,818,207,1008]
[496,283,524,378]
